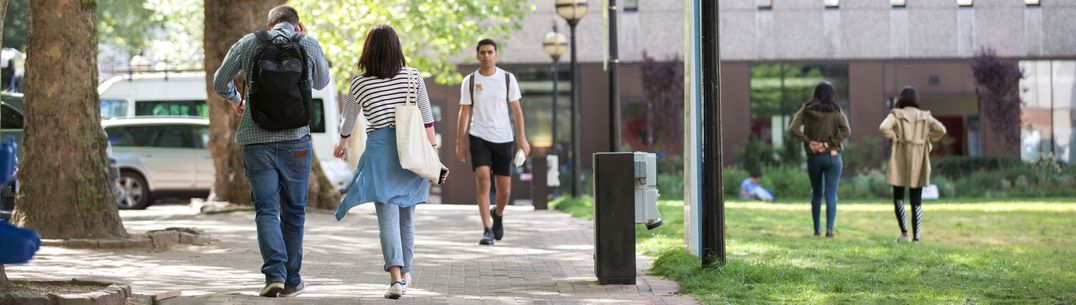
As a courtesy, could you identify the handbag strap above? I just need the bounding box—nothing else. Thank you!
[405,67,415,106]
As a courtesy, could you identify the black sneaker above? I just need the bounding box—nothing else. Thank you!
[258,282,284,297]
[478,228,495,245]
[280,280,305,297]
[491,208,503,241]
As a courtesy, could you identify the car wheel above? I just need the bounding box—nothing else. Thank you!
[117,171,150,210]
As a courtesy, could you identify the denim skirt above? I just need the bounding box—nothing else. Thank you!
[335,128,429,220]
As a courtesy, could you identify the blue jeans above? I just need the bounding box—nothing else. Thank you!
[242,135,312,286]
[807,153,842,233]
[375,203,415,273]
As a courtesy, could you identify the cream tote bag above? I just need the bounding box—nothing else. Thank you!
[395,69,444,182]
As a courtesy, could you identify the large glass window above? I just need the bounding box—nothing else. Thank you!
[107,126,157,147]
[107,125,197,148]
[1020,60,1076,163]
[309,98,325,133]
[749,64,849,149]
[192,125,209,149]
[1,104,21,129]
[135,100,206,117]
[100,99,128,119]
[506,66,571,154]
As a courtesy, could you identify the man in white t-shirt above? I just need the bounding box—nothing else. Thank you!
[455,39,530,246]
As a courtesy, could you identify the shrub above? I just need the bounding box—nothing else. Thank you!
[657,156,685,174]
[839,169,889,200]
[777,134,805,166]
[658,172,685,199]
[842,137,883,175]
[735,135,776,175]
[760,165,812,199]
[723,166,750,198]
[932,156,1023,178]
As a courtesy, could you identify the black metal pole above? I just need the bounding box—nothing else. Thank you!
[700,0,725,267]
[608,0,620,152]
[552,57,559,155]
[570,22,581,198]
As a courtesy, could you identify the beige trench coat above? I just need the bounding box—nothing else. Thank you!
[879,107,947,188]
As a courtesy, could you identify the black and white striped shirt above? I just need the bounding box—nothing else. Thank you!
[340,67,434,135]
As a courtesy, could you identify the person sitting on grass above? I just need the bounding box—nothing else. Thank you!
[739,172,774,202]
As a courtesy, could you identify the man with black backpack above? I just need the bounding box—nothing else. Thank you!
[455,39,531,246]
[212,5,329,298]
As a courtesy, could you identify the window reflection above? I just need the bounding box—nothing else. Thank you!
[749,64,850,149]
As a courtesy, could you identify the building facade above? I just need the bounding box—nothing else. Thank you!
[428,0,1076,204]
[720,0,1076,165]
[428,0,684,204]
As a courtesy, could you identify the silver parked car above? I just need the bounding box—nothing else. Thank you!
[2,92,122,219]
[102,117,212,209]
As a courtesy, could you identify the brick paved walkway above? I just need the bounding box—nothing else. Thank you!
[7,203,699,305]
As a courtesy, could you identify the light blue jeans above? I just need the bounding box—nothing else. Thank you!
[375,203,415,273]
[242,135,312,286]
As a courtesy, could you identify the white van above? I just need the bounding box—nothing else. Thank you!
[98,71,353,192]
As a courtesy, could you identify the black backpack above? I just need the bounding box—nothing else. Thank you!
[248,30,312,131]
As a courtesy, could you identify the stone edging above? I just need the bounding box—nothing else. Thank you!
[0,280,130,305]
[40,228,213,250]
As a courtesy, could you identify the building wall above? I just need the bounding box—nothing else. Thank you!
[468,0,684,65]
[848,62,886,146]
[719,0,1076,61]
[719,63,751,166]
[426,0,1076,203]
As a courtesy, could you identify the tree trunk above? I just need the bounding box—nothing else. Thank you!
[10,0,126,239]
[0,0,9,289]
[203,0,283,205]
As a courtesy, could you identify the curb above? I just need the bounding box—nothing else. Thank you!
[0,280,130,305]
[40,228,213,250]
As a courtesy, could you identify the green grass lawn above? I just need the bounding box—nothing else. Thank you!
[550,197,1076,304]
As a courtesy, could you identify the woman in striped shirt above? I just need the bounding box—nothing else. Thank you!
[332,25,443,299]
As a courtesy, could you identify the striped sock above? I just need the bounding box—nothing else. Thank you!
[894,199,908,234]
[911,203,922,241]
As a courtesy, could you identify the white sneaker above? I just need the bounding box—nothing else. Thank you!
[384,282,405,299]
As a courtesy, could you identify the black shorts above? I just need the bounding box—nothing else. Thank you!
[469,135,513,176]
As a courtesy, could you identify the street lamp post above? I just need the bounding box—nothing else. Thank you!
[608,0,620,152]
[543,24,568,156]
[556,0,588,198]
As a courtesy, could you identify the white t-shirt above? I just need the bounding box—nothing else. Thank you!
[460,68,522,143]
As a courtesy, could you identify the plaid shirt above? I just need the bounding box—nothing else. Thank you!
[213,23,330,145]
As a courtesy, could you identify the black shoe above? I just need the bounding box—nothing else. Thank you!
[479,228,495,245]
[825,230,834,238]
[280,281,305,297]
[491,208,503,240]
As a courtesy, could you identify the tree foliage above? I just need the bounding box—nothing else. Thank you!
[289,0,532,87]
[641,52,684,156]
[972,48,1022,146]
[142,0,203,69]
[2,0,157,55]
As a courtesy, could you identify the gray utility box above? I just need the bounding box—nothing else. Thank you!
[593,152,663,285]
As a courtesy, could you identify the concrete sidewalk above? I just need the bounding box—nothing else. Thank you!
[7,203,699,304]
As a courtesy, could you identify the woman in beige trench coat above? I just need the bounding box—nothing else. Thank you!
[879,86,947,243]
